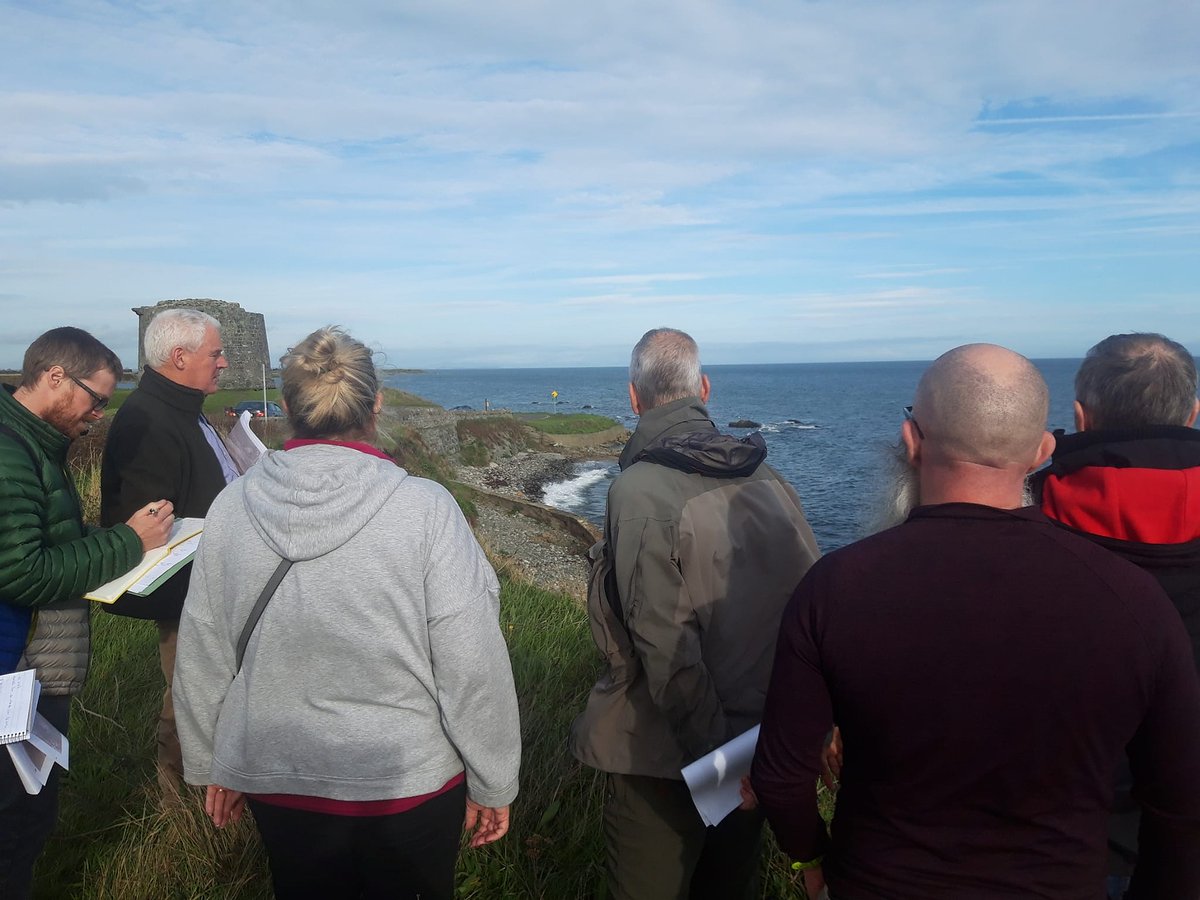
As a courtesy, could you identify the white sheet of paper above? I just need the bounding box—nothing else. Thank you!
[127,532,203,594]
[26,712,69,770]
[6,740,51,794]
[681,724,761,827]
[224,410,269,474]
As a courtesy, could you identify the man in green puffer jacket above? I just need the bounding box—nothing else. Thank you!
[0,327,174,900]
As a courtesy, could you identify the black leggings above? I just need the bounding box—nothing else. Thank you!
[247,780,466,900]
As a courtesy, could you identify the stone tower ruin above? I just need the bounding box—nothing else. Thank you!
[133,298,270,390]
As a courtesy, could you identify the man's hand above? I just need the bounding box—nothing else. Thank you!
[821,726,843,791]
[463,798,510,847]
[127,500,174,552]
[802,864,826,899]
[738,775,759,811]
[204,784,245,828]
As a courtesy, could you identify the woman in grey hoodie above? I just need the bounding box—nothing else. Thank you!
[173,327,521,899]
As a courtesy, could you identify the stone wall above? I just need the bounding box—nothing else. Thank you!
[134,298,270,390]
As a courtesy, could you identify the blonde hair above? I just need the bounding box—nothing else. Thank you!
[281,327,379,439]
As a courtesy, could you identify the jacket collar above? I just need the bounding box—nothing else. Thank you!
[907,502,1048,527]
[0,383,69,461]
[1040,427,1200,545]
[619,397,715,471]
[137,365,207,415]
[1048,425,1200,475]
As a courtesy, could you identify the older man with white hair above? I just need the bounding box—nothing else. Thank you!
[752,344,1200,900]
[101,308,240,789]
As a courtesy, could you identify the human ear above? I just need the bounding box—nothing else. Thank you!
[901,420,921,466]
[1028,431,1056,472]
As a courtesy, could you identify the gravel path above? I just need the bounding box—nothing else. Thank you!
[473,501,589,601]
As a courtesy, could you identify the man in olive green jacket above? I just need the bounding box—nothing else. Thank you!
[0,327,172,900]
[571,328,821,900]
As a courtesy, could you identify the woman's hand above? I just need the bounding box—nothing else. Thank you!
[205,784,245,829]
[463,798,510,847]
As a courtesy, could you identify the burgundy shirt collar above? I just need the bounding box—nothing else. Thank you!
[283,438,393,461]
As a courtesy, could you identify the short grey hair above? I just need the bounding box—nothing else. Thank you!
[1075,333,1198,429]
[629,328,704,410]
[143,308,221,369]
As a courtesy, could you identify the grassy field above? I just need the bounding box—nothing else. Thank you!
[34,571,807,899]
[519,413,620,435]
[456,417,543,467]
[99,387,284,416]
[98,385,434,415]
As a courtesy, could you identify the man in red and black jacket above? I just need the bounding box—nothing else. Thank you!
[1034,332,1200,896]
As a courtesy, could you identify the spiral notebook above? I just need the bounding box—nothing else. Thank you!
[85,518,205,604]
[0,669,39,745]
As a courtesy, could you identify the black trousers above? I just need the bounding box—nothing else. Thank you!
[247,780,466,900]
[0,694,70,900]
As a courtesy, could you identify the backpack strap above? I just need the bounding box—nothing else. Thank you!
[235,558,294,672]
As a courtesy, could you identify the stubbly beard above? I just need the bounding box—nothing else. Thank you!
[44,392,88,439]
[865,442,1039,536]
[865,441,920,535]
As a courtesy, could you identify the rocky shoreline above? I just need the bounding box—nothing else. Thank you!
[454,447,621,599]
[453,450,579,501]
[380,401,627,598]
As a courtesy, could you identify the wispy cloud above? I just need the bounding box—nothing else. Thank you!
[1,0,1197,365]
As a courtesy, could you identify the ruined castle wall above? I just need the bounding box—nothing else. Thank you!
[134,298,270,390]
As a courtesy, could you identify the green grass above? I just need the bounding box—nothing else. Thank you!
[35,571,807,898]
[100,388,283,416]
[381,386,439,408]
[456,417,539,467]
[519,413,620,435]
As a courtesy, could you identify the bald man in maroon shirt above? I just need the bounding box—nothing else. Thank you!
[751,344,1200,900]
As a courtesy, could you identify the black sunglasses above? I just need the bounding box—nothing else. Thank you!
[903,405,925,440]
[67,374,110,412]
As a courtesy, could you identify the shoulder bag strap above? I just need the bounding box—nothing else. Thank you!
[235,558,293,672]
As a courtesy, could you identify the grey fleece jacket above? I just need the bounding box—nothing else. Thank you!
[173,444,521,807]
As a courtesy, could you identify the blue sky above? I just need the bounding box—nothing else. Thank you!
[2,0,1198,368]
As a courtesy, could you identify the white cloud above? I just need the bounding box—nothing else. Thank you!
[0,0,1197,365]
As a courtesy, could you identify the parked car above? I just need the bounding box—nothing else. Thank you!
[225,400,285,418]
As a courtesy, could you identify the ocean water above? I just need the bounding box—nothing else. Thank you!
[386,360,1081,552]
